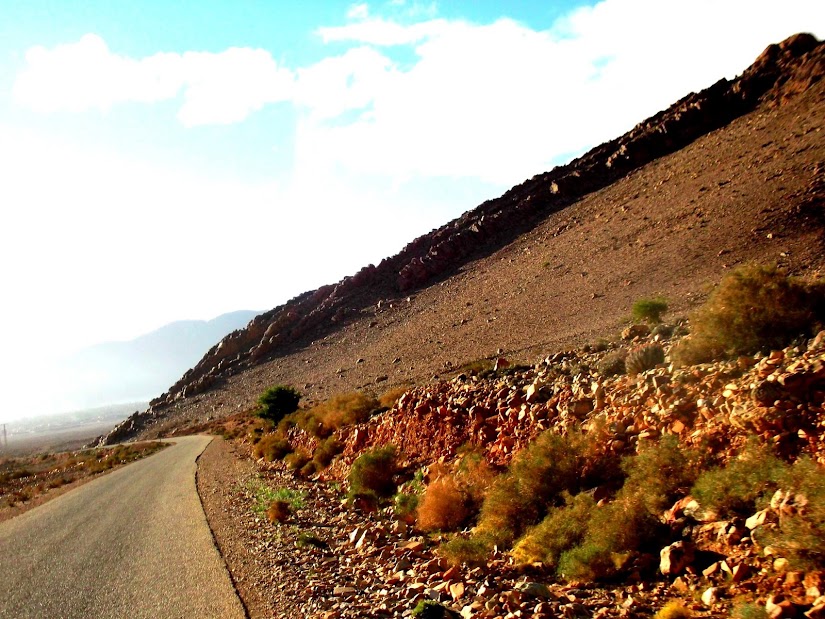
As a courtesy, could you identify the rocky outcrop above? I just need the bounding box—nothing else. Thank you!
[99,34,824,445]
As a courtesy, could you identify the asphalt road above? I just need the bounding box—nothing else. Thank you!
[0,435,246,618]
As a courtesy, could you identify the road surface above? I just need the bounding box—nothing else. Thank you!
[0,435,246,618]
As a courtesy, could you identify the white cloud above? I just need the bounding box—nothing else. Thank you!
[13,34,295,125]
[11,2,825,184]
[347,3,370,20]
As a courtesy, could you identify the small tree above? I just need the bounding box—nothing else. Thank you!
[257,385,300,424]
[632,297,668,324]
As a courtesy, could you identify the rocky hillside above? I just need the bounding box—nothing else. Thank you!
[101,33,825,445]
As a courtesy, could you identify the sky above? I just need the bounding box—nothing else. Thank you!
[0,0,823,421]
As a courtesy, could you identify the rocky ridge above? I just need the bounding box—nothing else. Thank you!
[101,33,825,446]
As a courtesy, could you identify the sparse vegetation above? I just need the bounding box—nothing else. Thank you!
[247,479,305,517]
[673,264,825,365]
[256,385,301,424]
[0,442,167,511]
[654,601,692,619]
[284,391,378,438]
[632,297,669,324]
[691,440,785,517]
[762,457,825,568]
[556,437,698,581]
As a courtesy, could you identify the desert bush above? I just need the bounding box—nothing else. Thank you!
[731,602,769,619]
[348,445,398,500]
[297,532,328,549]
[691,440,785,517]
[633,297,668,324]
[439,533,496,567]
[247,480,304,516]
[625,343,665,375]
[512,492,596,566]
[284,450,311,471]
[266,499,291,524]
[312,437,343,469]
[295,392,379,438]
[417,475,471,532]
[476,431,585,547]
[558,437,697,581]
[597,351,626,377]
[253,433,293,461]
[394,492,420,523]
[256,385,301,424]
[654,601,691,619]
[378,386,409,409]
[673,264,825,365]
[762,457,825,568]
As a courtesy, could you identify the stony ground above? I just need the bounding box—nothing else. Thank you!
[197,325,825,619]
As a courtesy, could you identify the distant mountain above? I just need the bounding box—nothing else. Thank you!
[54,310,259,409]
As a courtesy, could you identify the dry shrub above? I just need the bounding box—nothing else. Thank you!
[285,450,311,471]
[378,386,409,409]
[655,601,691,619]
[253,433,292,461]
[673,264,825,365]
[295,392,379,438]
[266,499,291,524]
[417,475,471,532]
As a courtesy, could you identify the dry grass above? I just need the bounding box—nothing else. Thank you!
[417,475,470,532]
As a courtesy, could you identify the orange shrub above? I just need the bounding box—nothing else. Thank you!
[417,476,471,532]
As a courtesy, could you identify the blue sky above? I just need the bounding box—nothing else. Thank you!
[0,0,822,419]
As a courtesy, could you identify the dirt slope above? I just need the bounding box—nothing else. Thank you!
[104,34,824,442]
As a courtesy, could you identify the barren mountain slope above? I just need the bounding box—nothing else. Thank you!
[106,35,824,442]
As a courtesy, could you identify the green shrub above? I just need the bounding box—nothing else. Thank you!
[476,431,585,547]
[633,297,668,324]
[763,457,825,568]
[512,492,596,566]
[691,440,785,517]
[394,492,420,523]
[411,600,460,618]
[558,437,697,581]
[256,385,301,424]
[673,264,825,365]
[348,445,398,500]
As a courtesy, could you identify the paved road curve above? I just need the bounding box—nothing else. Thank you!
[0,435,246,618]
